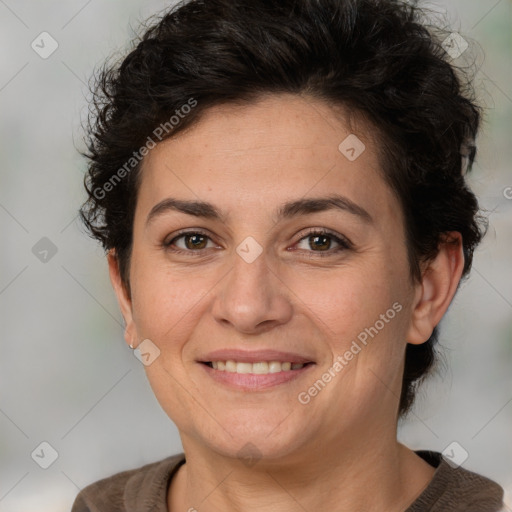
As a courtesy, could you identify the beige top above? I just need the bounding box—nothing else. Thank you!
[71,450,505,511]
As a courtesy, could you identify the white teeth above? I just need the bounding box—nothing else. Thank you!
[208,360,306,374]
[252,362,269,374]
[225,360,237,372]
[268,361,282,373]
[236,362,252,374]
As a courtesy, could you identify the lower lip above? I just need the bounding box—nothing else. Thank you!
[198,363,315,390]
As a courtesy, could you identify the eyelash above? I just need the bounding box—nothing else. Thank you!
[162,228,352,258]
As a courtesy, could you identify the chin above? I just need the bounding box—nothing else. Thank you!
[190,420,314,466]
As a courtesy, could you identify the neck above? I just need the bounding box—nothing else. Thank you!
[168,432,435,512]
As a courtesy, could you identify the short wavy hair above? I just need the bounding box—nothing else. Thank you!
[79,0,487,418]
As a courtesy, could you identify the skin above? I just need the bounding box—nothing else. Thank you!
[108,93,464,511]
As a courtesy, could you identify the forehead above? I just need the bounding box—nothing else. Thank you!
[154,94,374,158]
[135,93,401,229]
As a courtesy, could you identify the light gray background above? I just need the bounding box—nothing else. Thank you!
[0,1,511,510]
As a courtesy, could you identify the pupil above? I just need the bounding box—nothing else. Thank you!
[187,234,206,249]
[311,235,330,251]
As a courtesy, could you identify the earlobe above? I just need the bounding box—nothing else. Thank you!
[107,249,136,348]
[406,232,465,345]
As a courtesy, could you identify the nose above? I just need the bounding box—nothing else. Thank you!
[211,249,294,335]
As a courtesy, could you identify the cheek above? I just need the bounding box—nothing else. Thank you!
[129,256,206,343]
[291,264,398,338]
[294,263,410,389]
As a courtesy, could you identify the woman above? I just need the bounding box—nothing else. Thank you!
[72,0,505,510]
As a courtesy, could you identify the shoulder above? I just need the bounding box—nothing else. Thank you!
[70,452,186,512]
[407,450,505,512]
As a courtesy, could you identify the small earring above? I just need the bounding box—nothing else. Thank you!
[129,343,135,349]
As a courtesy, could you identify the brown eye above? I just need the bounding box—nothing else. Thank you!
[163,228,351,258]
[294,229,352,257]
[308,234,332,251]
[181,233,208,250]
[163,230,216,254]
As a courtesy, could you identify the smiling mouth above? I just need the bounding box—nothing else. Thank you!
[201,361,315,374]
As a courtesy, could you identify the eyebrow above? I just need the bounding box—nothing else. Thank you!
[145,194,373,228]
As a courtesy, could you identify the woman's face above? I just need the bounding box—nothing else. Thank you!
[112,94,425,462]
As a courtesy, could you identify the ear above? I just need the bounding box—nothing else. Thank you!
[107,249,137,348]
[406,232,465,345]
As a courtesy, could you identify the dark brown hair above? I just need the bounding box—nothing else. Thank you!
[79,0,487,417]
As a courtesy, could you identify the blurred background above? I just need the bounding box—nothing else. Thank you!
[0,0,511,510]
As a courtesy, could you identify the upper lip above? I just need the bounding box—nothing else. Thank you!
[198,349,315,364]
